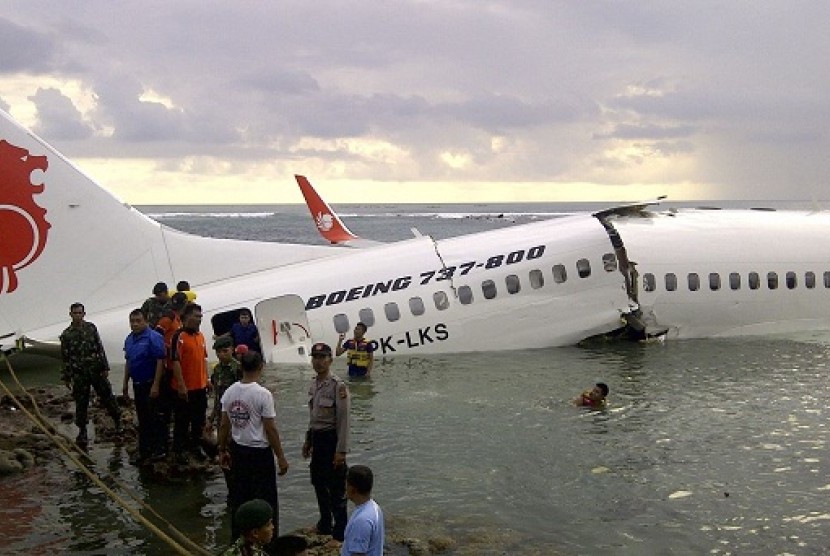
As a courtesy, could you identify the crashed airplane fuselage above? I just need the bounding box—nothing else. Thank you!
[3,106,830,363]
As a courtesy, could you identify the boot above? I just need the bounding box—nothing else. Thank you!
[76,426,88,445]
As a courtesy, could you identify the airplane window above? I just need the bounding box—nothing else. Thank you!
[749,272,760,290]
[482,280,497,299]
[767,272,778,290]
[602,253,617,272]
[409,297,426,316]
[333,314,350,334]
[506,274,521,294]
[786,272,796,289]
[529,269,544,289]
[458,285,474,305]
[643,273,655,292]
[552,264,567,283]
[433,290,450,310]
[359,308,375,327]
[709,273,721,291]
[384,302,401,322]
[688,273,700,291]
[729,273,741,290]
[665,273,677,292]
[805,271,816,289]
[825,271,830,288]
[577,258,591,278]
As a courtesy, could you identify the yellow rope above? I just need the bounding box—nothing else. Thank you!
[2,354,206,548]
[4,358,213,555]
[0,355,212,555]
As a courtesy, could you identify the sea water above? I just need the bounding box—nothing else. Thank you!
[2,202,830,554]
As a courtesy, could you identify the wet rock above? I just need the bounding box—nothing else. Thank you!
[0,448,35,475]
[396,537,431,555]
[427,535,456,553]
[0,450,23,474]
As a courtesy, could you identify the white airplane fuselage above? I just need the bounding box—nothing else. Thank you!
[619,209,830,339]
[3,107,830,365]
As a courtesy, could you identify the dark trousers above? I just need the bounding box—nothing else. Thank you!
[228,442,279,551]
[132,381,164,457]
[157,374,176,451]
[172,388,207,453]
[310,429,347,541]
[72,371,120,427]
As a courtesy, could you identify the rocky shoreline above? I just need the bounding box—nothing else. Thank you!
[1,385,536,555]
[0,386,75,475]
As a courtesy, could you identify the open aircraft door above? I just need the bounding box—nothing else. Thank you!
[255,295,312,364]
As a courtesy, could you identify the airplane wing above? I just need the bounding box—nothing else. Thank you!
[592,195,667,219]
[295,175,382,247]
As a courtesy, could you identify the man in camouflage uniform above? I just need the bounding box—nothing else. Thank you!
[140,281,171,329]
[59,302,121,445]
[209,335,242,429]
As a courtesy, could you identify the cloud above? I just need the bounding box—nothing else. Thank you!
[0,17,60,74]
[29,88,94,140]
[1,2,829,200]
[593,123,697,141]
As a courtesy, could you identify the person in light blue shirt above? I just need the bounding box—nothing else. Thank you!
[341,465,384,556]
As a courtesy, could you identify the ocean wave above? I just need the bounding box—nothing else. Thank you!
[145,210,573,221]
[146,212,277,219]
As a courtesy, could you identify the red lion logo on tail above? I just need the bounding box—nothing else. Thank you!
[0,140,51,295]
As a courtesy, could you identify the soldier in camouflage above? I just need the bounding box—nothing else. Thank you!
[140,281,171,329]
[59,302,122,445]
[209,335,242,429]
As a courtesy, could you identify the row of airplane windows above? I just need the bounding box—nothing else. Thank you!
[642,270,830,292]
[331,253,621,333]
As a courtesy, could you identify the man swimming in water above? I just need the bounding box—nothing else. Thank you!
[573,382,609,409]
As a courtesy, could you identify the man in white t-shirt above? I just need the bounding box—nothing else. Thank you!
[341,465,384,556]
[219,351,289,552]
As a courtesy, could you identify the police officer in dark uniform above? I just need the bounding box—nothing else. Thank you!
[302,342,350,545]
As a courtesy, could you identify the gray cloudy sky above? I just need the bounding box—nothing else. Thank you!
[1,2,828,203]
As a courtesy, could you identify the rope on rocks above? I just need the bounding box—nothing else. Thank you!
[0,354,212,556]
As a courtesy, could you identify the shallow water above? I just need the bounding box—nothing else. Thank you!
[3,337,830,554]
[3,204,830,554]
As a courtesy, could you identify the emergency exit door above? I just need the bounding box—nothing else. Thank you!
[255,295,312,364]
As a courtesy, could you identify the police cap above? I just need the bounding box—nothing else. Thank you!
[310,342,332,356]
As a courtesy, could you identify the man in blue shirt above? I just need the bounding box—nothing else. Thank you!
[342,465,384,556]
[122,308,167,464]
[229,308,262,354]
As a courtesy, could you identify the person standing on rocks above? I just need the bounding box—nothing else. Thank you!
[122,308,167,464]
[59,302,121,446]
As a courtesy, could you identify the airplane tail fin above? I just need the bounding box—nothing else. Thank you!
[295,175,360,244]
[0,108,177,340]
[0,110,334,342]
